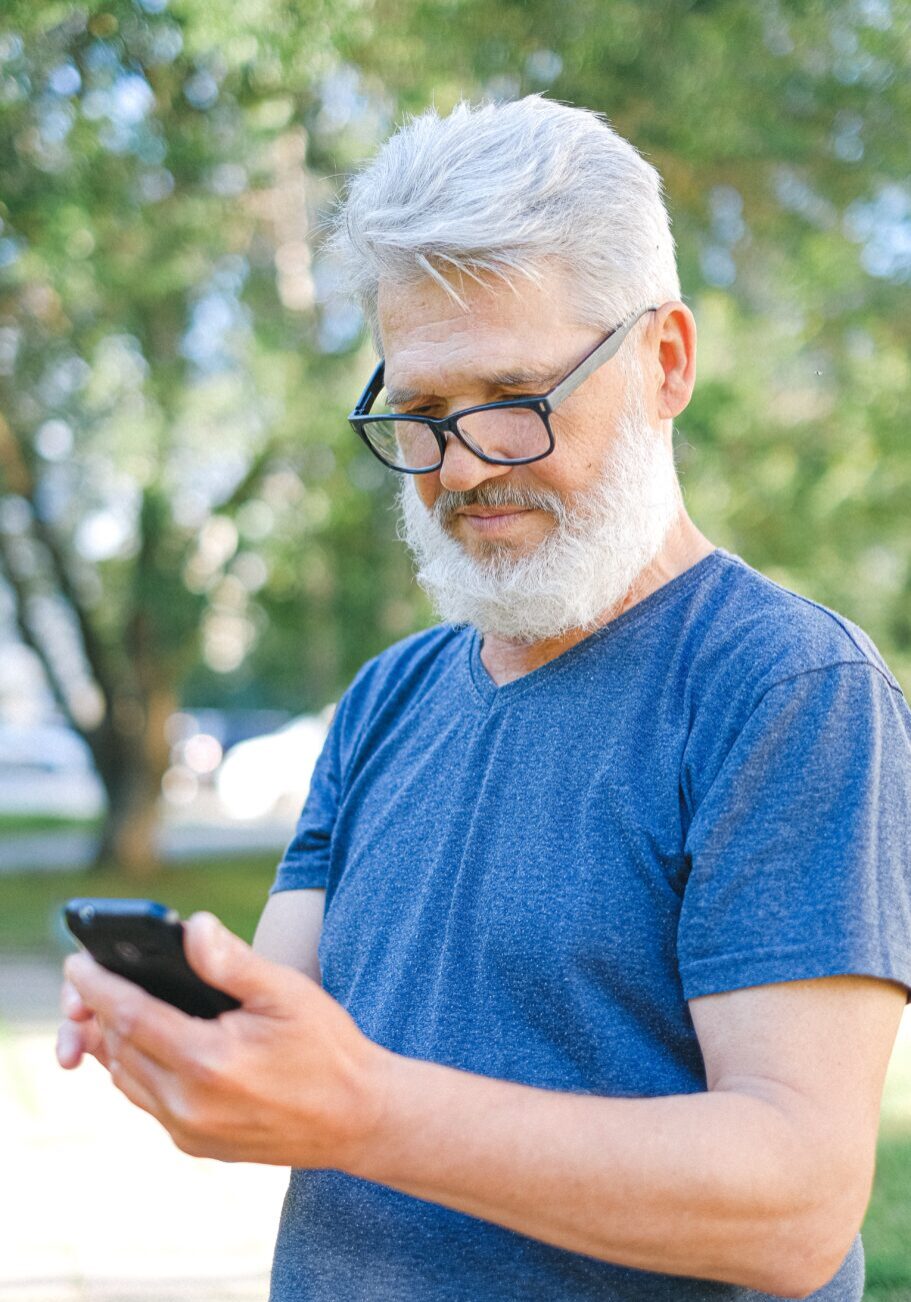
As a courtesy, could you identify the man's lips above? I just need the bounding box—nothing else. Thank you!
[453,507,535,533]
[456,506,535,518]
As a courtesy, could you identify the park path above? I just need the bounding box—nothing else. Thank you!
[0,957,287,1302]
[0,817,294,874]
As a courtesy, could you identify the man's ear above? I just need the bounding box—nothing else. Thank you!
[652,302,697,421]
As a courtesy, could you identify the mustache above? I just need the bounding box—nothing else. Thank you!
[431,482,566,526]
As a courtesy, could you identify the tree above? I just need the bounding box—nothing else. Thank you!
[0,0,418,873]
[2,0,908,875]
[345,0,911,683]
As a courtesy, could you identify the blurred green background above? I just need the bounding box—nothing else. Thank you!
[0,2,909,1295]
[0,0,909,871]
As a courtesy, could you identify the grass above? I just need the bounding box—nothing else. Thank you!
[1,859,908,1296]
[0,855,279,952]
[863,1035,911,1301]
[864,1133,911,1299]
[0,812,102,834]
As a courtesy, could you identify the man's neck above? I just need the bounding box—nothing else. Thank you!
[478,514,716,687]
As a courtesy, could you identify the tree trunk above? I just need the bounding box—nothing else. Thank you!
[94,766,162,877]
[91,685,177,878]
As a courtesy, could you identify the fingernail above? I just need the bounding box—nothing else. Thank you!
[62,986,81,1016]
[196,911,226,952]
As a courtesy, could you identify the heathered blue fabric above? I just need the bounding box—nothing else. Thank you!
[268,547,911,1301]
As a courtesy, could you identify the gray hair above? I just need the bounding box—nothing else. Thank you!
[329,95,681,367]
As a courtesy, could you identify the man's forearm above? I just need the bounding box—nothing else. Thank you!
[347,1051,845,1298]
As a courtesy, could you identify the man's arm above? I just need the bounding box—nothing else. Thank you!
[350,973,905,1298]
[253,888,325,981]
[61,919,906,1300]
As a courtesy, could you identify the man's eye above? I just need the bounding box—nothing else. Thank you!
[388,404,435,417]
[497,387,545,401]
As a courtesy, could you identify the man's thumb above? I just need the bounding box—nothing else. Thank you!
[182,912,279,1011]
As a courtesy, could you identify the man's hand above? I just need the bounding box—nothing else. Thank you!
[56,913,388,1169]
[58,936,906,1294]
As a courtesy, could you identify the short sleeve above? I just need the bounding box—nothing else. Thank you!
[267,631,447,895]
[270,716,341,894]
[679,662,911,1004]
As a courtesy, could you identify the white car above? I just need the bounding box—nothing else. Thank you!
[0,723,106,819]
[215,711,331,822]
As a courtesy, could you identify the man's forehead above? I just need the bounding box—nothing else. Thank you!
[377,273,589,403]
[382,357,564,407]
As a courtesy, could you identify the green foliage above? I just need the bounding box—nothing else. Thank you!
[0,0,432,727]
[1,0,909,741]
[863,1134,911,1299]
[348,0,911,687]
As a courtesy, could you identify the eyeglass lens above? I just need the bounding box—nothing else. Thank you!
[363,406,550,471]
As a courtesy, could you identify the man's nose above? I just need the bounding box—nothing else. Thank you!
[438,433,513,494]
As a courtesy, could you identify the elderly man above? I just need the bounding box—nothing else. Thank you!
[59,97,911,1301]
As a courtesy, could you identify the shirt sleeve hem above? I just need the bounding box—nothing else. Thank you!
[269,860,329,893]
[680,947,911,1003]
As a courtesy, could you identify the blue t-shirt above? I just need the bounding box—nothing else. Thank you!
[269,548,911,1301]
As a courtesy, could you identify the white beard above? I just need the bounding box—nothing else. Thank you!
[396,373,683,644]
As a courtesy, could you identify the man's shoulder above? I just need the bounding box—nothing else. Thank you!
[353,622,467,692]
[678,552,908,809]
[691,551,901,700]
[333,623,469,734]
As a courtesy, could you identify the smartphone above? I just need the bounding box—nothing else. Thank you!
[64,898,241,1019]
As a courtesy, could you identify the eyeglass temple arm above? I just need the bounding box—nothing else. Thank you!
[544,306,658,411]
[353,361,386,416]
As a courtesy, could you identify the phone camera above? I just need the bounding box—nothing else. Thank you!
[78,905,95,923]
[114,940,142,963]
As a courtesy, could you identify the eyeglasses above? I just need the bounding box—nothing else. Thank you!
[348,304,658,474]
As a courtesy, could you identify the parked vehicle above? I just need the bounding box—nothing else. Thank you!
[214,711,331,821]
[0,723,106,820]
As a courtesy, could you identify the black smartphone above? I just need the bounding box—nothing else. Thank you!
[64,898,241,1019]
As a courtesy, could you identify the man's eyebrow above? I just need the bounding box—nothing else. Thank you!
[383,384,423,408]
[384,367,559,408]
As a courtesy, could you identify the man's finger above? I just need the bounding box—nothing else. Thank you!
[109,1053,168,1123]
[57,1013,111,1070]
[182,911,310,1014]
[60,978,94,1022]
[57,1019,86,1069]
[64,951,205,1067]
[108,1037,173,1105]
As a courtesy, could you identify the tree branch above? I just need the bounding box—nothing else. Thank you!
[0,528,82,735]
[215,435,283,515]
[0,418,124,710]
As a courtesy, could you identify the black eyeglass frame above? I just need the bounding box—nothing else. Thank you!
[348,304,659,474]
